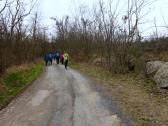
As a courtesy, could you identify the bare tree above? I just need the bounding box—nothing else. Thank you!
[0,0,52,73]
[52,0,151,73]
[0,0,8,14]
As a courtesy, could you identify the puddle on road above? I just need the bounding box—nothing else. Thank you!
[28,90,50,107]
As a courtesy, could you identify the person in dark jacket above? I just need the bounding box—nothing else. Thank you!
[44,54,49,66]
[44,53,53,66]
[53,53,57,61]
[56,52,60,64]
[48,53,53,65]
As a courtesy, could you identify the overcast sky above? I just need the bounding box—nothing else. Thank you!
[40,0,168,38]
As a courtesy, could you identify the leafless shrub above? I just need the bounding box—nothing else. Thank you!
[53,0,149,73]
[0,0,50,74]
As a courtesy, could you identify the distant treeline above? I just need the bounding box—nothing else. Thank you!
[51,0,146,73]
[1,0,167,75]
[51,0,168,74]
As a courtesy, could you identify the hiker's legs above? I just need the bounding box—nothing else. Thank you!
[58,58,60,64]
[50,60,52,65]
[56,58,59,64]
[61,59,63,64]
[64,60,68,69]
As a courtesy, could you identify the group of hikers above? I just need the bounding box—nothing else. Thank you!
[44,52,69,69]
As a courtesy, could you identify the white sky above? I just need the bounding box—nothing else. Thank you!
[40,0,168,38]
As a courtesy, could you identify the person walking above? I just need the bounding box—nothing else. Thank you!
[48,53,53,65]
[44,53,53,66]
[63,52,69,70]
[56,52,60,64]
[60,52,64,65]
[44,54,49,66]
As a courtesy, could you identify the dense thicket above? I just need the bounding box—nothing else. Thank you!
[52,0,147,73]
[0,0,51,74]
[1,0,166,75]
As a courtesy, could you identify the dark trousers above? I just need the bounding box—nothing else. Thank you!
[56,58,59,64]
[64,60,68,69]
[61,59,64,64]
[49,60,52,65]
[45,61,48,66]
[45,60,52,66]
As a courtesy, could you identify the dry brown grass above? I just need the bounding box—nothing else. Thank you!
[6,64,30,73]
[5,59,42,74]
[71,63,168,126]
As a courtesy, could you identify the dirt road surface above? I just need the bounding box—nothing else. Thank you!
[0,64,132,126]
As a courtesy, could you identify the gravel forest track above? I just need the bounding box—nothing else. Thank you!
[0,64,132,126]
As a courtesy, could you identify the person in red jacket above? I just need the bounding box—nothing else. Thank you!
[60,53,64,65]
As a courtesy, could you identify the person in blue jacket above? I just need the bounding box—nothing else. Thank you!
[56,52,60,64]
[44,53,53,66]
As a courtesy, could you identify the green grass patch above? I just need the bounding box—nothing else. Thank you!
[0,61,44,109]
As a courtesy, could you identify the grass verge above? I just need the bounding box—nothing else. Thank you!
[71,62,168,126]
[0,61,44,109]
